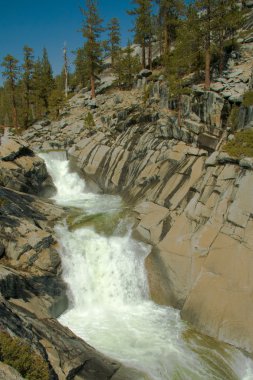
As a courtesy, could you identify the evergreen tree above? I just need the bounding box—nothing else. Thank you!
[195,0,242,89]
[63,44,69,98]
[48,89,65,120]
[213,0,243,74]
[22,45,34,128]
[171,4,204,78]
[1,55,20,128]
[107,18,121,67]
[40,48,55,109]
[80,0,103,98]
[128,0,153,69]
[114,42,141,89]
[156,0,185,55]
[31,58,44,119]
[74,47,89,87]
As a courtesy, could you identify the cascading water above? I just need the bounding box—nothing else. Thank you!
[41,151,253,380]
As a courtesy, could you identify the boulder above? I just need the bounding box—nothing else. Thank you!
[138,69,152,78]
[0,139,55,195]
[198,133,219,151]
[210,82,225,92]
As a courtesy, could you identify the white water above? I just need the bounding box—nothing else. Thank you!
[41,151,253,380]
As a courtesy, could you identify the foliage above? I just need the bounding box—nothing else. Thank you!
[80,0,104,98]
[48,89,65,120]
[114,43,141,89]
[84,112,95,130]
[156,0,185,54]
[128,0,153,68]
[22,45,34,128]
[107,18,121,67]
[142,83,153,106]
[0,332,49,380]
[1,54,20,128]
[73,47,89,88]
[227,105,240,131]
[223,129,253,157]
[242,91,253,107]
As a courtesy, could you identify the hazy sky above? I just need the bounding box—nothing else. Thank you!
[0,0,135,82]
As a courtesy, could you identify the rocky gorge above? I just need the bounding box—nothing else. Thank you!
[1,7,253,378]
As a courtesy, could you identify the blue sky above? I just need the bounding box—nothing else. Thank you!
[0,0,135,83]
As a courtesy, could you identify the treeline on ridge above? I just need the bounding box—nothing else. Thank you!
[0,0,245,130]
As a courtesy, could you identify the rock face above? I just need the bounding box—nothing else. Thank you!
[67,121,253,354]
[0,138,55,195]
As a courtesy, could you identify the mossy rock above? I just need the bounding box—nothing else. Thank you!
[67,209,128,236]
[0,332,49,380]
[223,129,253,158]
[242,91,253,107]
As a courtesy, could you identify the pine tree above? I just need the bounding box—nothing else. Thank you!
[1,55,20,128]
[22,45,34,128]
[114,42,141,89]
[40,48,55,109]
[213,0,243,74]
[171,4,204,78]
[107,18,121,68]
[128,0,153,69]
[48,89,65,120]
[63,44,69,98]
[195,0,242,89]
[156,0,185,56]
[74,47,89,87]
[80,0,103,98]
[31,58,44,119]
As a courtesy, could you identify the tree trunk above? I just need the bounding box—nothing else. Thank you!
[12,99,18,129]
[24,85,30,128]
[205,1,211,90]
[11,86,18,128]
[142,41,146,68]
[205,47,211,90]
[219,37,224,75]
[178,95,182,128]
[164,24,169,55]
[148,37,152,70]
[90,74,96,99]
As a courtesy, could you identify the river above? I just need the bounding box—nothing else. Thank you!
[40,151,253,380]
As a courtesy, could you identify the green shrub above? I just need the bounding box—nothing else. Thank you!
[242,91,253,107]
[84,112,95,130]
[223,129,253,157]
[227,105,240,131]
[0,332,49,380]
[142,83,153,106]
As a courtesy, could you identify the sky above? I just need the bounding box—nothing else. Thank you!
[0,0,135,84]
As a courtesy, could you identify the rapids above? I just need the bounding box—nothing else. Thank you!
[40,151,253,380]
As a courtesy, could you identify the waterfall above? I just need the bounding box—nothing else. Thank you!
[41,151,253,380]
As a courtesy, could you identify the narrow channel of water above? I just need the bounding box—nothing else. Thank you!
[40,151,253,380]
